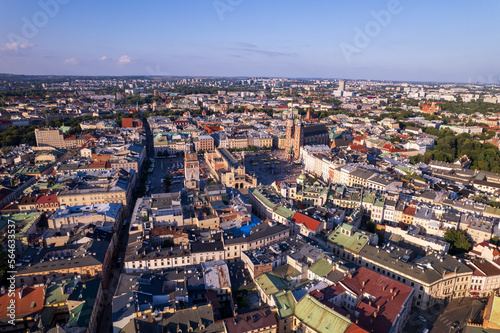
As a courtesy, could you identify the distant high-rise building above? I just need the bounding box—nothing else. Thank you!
[338,79,346,91]
[34,128,65,148]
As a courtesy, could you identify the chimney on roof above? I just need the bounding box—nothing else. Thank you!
[383,285,387,291]
[373,311,378,318]
[377,304,380,311]
[369,300,372,306]
[362,281,366,287]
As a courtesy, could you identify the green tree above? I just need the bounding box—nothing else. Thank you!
[444,229,472,255]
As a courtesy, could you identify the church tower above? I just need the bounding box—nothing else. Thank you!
[293,118,303,160]
[184,152,200,190]
[285,116,295,159]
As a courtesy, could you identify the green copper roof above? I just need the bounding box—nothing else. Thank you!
[274,206,294,219]
[255,271,288,296]
[294,294,352,333]
[490,296,500,327]
[327,224,369,254]
[309,258,333,278]
[250,188,277,209]
[67,278,101,328]
[273,290,296,319]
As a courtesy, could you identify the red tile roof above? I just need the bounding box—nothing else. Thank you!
[382,144,405,153]
[224,308,277,333]
[341,267,414,333]
[348,144,369,152]
[88,161,107,169]
[403,206,416,216]
[345,324,370,333]
[353,135,367,143]
[0,286,44,320]
[35,194,58,205]
[292,212,321,232]
[122,118,134,128]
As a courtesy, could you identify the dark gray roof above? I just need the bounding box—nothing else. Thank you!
[224,223,289,245]
[303,124,328,137]
[359,244,472,285]
[191,238,224,253]
[350,168,374,180]
[135,304,225,333]
[17,239,109,275]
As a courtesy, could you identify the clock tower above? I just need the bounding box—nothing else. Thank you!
[184,152,200,190]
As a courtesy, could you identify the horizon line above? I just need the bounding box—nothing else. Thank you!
[0,72,496,86]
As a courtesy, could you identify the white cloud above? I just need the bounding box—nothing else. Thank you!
[0,42,34,51]
[118,55,131,64]
[100,56,107,61]
[64,58,78,65]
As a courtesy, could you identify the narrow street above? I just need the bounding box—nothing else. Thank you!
[97,114,153,332]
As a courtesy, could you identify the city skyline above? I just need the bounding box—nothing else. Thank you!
[0,0,500,83]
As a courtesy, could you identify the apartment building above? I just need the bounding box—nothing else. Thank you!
[224,222,290,262]
[465,259,500,298]
[58,186,129,207]
[58,170,134,207]
[205,148,257,189]
[195,135,215,151]
[356,244,472,309]
[35,128,65,148]
[15,239,111,287]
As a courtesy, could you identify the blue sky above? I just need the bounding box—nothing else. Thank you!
[0,0,499,82]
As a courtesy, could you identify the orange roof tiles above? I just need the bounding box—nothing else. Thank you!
[403,206,416,216]
[292,212,321,232]
[348,144,369,152]
[0,286,44,320]
[341,267,413,333]
[35,194,58,205]
[345,324,370,333]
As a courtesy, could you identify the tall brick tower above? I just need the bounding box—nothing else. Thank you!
[184,152,200,190]
[293,118,303,160]
[285,117,295,159]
